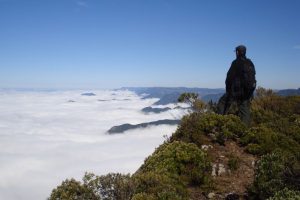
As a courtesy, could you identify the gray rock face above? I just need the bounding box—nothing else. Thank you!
[208,192,216,199]
[212,163,226,176]
[201,144,213,151]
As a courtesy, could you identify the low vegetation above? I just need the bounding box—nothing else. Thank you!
[267,188,300,200]
[171,112,246,146]
[49,178,97,200]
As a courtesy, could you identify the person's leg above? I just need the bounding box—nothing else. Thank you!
[238,99,251,125]
[217,93,232,115]
[217,94,227,114]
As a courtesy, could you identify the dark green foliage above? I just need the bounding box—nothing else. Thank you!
[251,88,300,126]
[267,188,300,200]
[178,92,207,113]
[267,115,300,144]
[138,141,210,185]
[133,141,211,199]
[250,152,300,200]
[250,90,300,152]
[178,93,199,104]
[240,126,279,155]
[207,100,218,113]
[282,160,300,191]
[170,113,207,147]
[250,152,286,199]
[244,143,262,155]
[48,178,98,200]
[171,113,246,146]
[132,172,185,200]
[49,173,134,200]
[240,90,300,199]
[132,192,156,200]
[83,172,134,200]
[240,92,300,157]
[251,111,300,149]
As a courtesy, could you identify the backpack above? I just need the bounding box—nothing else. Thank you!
[242,59,256,98]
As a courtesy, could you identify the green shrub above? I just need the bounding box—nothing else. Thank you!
[267,188,300,200]
[132,192,156,200]
[170,113,207,146]
[133,172,185,200]
[282,160,300,191]
[245,143,262,155]
[133,141,211,199]
[178,93,207,113]
[48,178,98,200]
[266,115,300,144]
[251,88,300,118]
[83,172,134,200]
[251,91,300,127]
[137,141,210,186]
[250,152,289,199]
[240,126,278,155]
[49,173,134,200]
[171,113,246,146]
[240,125,300,156]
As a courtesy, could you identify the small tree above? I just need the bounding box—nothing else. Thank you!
[83,172,134,200]
[48,178,98,200]
[178,92,199,105]
[255,87,275,98]
[178,92,206,113]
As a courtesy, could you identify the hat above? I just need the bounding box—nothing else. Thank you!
[235,45,247,54]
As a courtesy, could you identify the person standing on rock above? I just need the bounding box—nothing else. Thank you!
[217,45,256,125]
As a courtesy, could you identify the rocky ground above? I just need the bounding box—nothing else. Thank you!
[189,135,257,200]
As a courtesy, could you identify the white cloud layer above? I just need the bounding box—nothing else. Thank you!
[0,90,186,200]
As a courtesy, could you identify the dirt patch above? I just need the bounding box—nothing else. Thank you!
[189,137,258,199]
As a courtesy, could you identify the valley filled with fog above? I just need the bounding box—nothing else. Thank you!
[0,89,189,200]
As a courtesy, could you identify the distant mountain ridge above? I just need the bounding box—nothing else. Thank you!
[141,107,172,113]
[81,92,96,96]
[276,88,300,96]
[121,87,225,105]
[107,119,181,134]
[122,87,224,98]
[122,87,300,105]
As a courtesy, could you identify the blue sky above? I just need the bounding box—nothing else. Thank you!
[0,0,299,89]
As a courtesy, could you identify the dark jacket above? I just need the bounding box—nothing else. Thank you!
[226,56,256,100]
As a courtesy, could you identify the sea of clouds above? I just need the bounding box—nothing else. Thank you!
[0,89,188,200]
